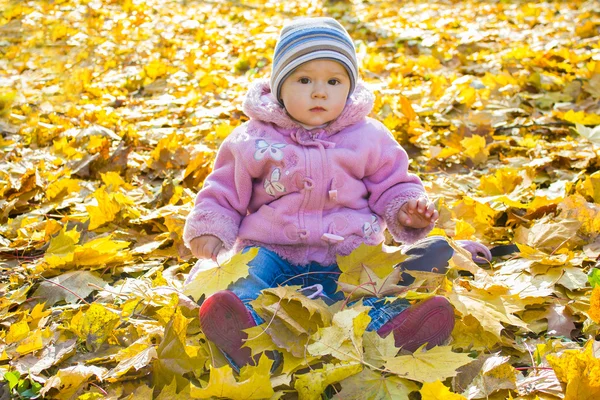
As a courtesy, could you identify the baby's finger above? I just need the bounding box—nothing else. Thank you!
[417,198,427,213]
[201,241,215,259]
[398,212,412,226]
[425,202,436,218]
[405,199,418,212]
[211,242,222,262]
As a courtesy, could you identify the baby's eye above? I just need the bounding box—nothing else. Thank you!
[299,77,311,84]
[328,79,340,85]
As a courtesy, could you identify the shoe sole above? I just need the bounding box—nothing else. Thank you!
[380,296,455,352]
[199,290,255,367]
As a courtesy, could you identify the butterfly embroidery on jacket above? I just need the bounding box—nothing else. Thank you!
[264,168,286,197]
[254,139,286,161]
[362,214,381,238]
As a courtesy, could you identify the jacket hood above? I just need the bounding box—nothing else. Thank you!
[242,79,375,135]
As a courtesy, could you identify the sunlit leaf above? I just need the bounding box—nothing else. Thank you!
[183,248,258,300]
[420,380,466,399]
[295,362,362,400]
[70,303,121,351]
[190,354,274,399]
[384,345,474,383]
[335,368,418,400]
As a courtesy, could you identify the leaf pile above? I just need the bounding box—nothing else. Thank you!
[1,0,600,398]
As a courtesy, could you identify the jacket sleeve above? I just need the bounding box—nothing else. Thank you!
[363,121,434,244]
[183,129,252,250]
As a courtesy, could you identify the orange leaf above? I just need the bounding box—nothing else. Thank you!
[399,96,417,120]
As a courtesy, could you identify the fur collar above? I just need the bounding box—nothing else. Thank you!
[242,79,375,135]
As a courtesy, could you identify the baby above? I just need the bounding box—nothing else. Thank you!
[184,17,456,371]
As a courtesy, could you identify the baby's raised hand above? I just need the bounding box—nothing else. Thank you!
[397,197,439,229]
[190,235,223,261]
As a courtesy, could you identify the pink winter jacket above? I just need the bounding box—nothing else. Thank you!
[183,79,433,266]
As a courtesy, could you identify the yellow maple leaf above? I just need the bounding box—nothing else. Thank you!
[46,178,81,201]
[460,135,488,165]
[588,286,600,324]
[399,95,417,120]
[294,362,363,400]
[547,341,600,399]
[384,345,474,383]
[561,109,600,125]
[420,380,466,399]
[479,168,522,195]
[86,187,121,230]
[578,171,600,203]
[5,319,29,344]
[70,303,121,351]
[183,248,258,300]
[44,226,80,268]
[143,58,167,81]
[337,243,407,292]
[40,365,107,399]
[451,315,499,351]
[213,122,235,140]
[308,305,371,362]
[335,368,418,399]
[0,90,16,117]
[190,354,274,400]
[453,219,476,240]
[16,329,44,355]
[250,286,332,358]
[73,235,131,267]
[101,171,133,191]
[447,286,528,339]
[363,330,398,368]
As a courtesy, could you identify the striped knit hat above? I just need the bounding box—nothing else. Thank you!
[270,17,358,105]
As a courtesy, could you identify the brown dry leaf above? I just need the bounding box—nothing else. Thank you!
[32,271,107,306]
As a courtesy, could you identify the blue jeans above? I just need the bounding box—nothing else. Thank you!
[227,236,453,332]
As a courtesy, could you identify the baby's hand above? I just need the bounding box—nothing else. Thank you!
[190,235,223,261]
[397,198,439,229]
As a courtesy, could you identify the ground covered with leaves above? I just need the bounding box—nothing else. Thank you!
[1,0,600,398]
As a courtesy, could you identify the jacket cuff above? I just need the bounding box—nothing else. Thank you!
[183,210,238,250]
[384,192,434,244]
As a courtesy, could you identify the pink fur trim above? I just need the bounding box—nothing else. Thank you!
[237,234,376,266]
[183,210,238,250]
[384,192,434,244]
[242,79,374,135]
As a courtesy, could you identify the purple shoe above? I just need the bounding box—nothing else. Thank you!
[377,296,455,352]
[199,290,256,368]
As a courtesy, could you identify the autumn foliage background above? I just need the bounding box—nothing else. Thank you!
[1,0,600,398]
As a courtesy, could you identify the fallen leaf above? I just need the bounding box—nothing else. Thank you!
[384,345,474,383]
[335,368,418,399]
[32,271,106,306]
[308,305,371,362]
[183,248,258,300]
[70,303,121,351]
[294,362,362,400]
[420,380,467,399]
[190,354,274,399]
[40,365,108,400]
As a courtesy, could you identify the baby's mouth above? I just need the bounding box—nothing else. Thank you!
[310,107,326,112]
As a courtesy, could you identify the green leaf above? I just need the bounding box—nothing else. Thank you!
[588,268,600,288]
[5,371,20,390]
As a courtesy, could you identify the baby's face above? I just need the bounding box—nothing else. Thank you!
[280,59,350,127]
